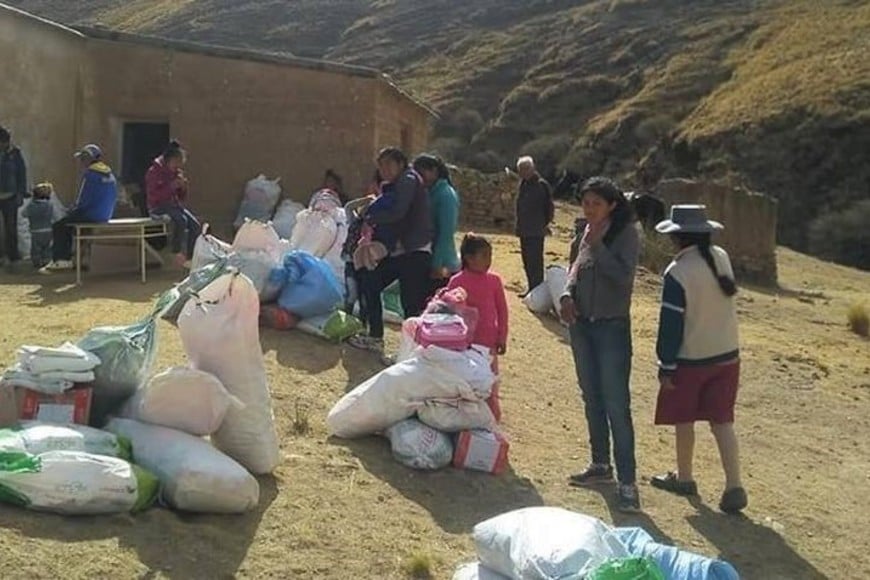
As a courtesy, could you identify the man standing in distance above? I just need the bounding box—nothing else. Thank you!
[0,126,27,269]
[515,156,554,295]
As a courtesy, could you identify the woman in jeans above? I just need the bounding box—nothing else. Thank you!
[559,176,641,512]
[348,147,433,360]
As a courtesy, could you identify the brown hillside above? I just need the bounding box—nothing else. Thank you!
[6,0,870,252]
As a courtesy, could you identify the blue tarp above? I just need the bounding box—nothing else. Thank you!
[614,527,739,580]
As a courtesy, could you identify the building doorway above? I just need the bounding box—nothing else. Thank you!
[121,122,170,216]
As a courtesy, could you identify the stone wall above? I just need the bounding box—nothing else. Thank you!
[656,178,779,285]
[451,165,518,232]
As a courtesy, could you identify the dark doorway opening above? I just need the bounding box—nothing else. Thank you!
[121,122,170,217]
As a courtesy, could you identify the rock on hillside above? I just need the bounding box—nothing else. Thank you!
[8,0,869,254]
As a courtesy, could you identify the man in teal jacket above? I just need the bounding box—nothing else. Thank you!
[413,154,460,293]
[41,144,118,273]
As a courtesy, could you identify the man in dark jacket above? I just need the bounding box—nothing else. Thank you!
[515,155,554,294]
[0,126,27,266]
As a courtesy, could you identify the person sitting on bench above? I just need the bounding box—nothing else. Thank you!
[41,144,118,273]
[145,139,200,268]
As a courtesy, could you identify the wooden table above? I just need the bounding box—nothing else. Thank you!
[72,218,169,285]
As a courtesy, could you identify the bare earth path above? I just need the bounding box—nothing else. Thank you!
[0,207,867,579]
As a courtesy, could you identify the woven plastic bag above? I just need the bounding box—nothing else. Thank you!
[77,312,159,427]
[234,174,281,228]
[384,418,453,470]
[156,259,233,324]
[0,421,131,459]
[272,199,305,239]
[178,272,280,474]
[588,558,666,580]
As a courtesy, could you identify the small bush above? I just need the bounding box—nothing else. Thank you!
[848,303,869,337]
[402,552,435,579]
[291,400,311,436]
[808,200,870,270]
[640,229,674,275]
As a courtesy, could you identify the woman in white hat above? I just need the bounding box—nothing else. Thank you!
[651,204,747,514]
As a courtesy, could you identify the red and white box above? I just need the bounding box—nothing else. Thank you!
[19,386,93,425]
[453,429,510,475]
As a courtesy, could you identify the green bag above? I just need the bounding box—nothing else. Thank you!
[322,310,365,342]
[588,557,666,580]
[382,281,405,324]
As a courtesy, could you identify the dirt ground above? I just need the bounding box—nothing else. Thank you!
[0,205,867,579]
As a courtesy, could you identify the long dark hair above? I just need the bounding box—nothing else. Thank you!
[162,139,185,161]
[412,154,452,185]
[578,176,635,246]
[673,232,738,297]
[459,232,492,270]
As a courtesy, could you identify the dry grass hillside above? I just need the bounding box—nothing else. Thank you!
[0,204,868,579]
[9,0,869,255]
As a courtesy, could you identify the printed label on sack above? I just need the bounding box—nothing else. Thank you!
[36,404,75,424]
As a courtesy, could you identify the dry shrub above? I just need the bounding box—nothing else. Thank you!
[640,231,674,275]
[847,303,869,337]
[292,400,311,436]
[402,551,435,579]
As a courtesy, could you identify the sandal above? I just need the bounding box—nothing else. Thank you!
[650,472,699,497]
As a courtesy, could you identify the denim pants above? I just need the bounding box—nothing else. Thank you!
[359,251,431,339]
[151,204,201,258]
[569,316,637,485]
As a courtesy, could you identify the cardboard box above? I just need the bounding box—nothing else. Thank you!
[453,429,510,475]
[19,386,93,425]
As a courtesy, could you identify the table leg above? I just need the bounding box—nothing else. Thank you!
[141,227,147,284]
[75,231,82,286]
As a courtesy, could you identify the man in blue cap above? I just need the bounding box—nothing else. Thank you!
[41,144,118,272]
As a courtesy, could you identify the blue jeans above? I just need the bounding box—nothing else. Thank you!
[569,317,637,485]
[151,204,200,258]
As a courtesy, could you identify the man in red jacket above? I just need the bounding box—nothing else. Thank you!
[145,140,200,268]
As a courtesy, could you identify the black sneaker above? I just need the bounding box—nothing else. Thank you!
[720,487,748,514]
[651,472,699,497]
[617,483,642,513]
[568,464,614,487]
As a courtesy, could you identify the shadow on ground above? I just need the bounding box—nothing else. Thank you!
[686,498,828,580]
[333,436,544,534]
[2,476,279,579]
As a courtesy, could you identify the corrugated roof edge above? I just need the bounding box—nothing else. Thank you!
[75,25,438,118]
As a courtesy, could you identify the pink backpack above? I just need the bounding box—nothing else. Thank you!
[414,313,470,351]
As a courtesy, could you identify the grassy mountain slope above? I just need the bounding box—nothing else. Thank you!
[8,0,869,251]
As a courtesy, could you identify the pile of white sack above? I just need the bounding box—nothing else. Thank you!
[327,344,497,470]
[1,343,99,395]
[0,272,280,516]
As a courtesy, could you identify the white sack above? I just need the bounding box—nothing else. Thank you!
[522,282,553,314]
[327,347,482,439]
[234,174,281,228]
[453,563,511,580]
[106,418,259,513]
[0,421,128,458]
[545,266,569,311]
[231,220,291,302]
[272,199,305,239]
[178,273,280,474]
[417,398,496,433]
[119,367,236,436]
[0,450,147,515]
[417,345,495,398]
[473,507,629,580]
[289,208,339,258]
[384,418,453,470]
[191,225,232,271]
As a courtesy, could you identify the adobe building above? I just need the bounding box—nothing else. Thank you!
[0,4,433,235]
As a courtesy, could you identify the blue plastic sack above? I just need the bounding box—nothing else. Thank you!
[614,528,739,580]
[273,251,343,318]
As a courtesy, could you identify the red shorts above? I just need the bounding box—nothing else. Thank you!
[655,360,740,425]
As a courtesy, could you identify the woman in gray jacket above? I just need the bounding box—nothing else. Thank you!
[559,177,641,512]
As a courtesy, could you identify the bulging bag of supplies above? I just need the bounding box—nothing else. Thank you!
[545,265,569,323]
[119,367,238,436]
[473,507,629,580]
[273,251,343,319]
[178,272,280,474]
[0,421,131,459]
[613,527,739,580]
[523,282,553,314]
[77,312,159,427]
[296,310,364,342]
[588,558,666,580]
[234,174,282,228]
[327,346,494,439]
[385,418,453,470]
[453,563,510,580]
[0,449,158,515]
[290,207,340,258]
[191,224,232,272]
[231,220,292,303]
[272,199,305,239]
[106,418,259,514]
